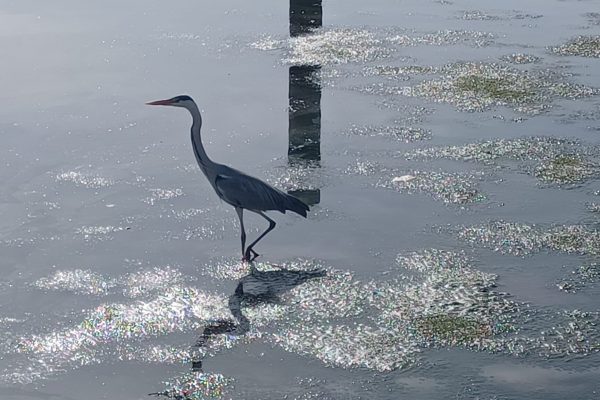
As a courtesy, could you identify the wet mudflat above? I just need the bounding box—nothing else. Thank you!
[1,0,600,399]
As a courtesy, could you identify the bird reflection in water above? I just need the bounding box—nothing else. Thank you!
[194,266,326,365]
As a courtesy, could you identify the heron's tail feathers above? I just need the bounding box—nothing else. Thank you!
[284,194,310,217]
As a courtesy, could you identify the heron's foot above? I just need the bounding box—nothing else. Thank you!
[243,249,260,263]
[249,249,260,262]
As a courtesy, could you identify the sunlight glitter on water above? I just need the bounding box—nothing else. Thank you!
[250,27,496,67]
[55,171,115,189]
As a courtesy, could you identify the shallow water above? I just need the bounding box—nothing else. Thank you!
[1,0,600,399]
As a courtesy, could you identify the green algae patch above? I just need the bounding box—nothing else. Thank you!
[534,155,598,184]
[405,137,577,164]
[457,221,600,257]
[405,136,600,185]
[369,62,599,114]
[415,314,492,345]
[551,36,600,58]
[455,75,532,103]
[546,225,600,256]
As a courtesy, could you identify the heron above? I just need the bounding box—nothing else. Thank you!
[146,95,309,262]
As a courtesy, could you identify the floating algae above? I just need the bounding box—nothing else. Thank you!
[551,36,600,58]
[343,157,487,206]
[376,169,487,205]
[457,221,544,256]
[383,62,597,114]
[546,225,600,255]
[120,344,201,364]
[274,322,417,372]
[405,136,600,185]
[15,286,229,358]
[534,155,599,184]
[34,266,187,298]
[34,269,113,295]
[123,266,186,298]
[500,53,541,64]
[393,250,516,323]
[375,250,600,359]
[282,267,369,319]
[529,310,600,358]
[396,248,472,273]
[556,263,600,293]
[363,65,436,78]
[455,74,533,103]
[457,221,600,256]
[387,30,494,48]
[414,314,492,346]
[405,137,578,164]
[347,124,432,143]
[369,249,518,352]
[150,371,232,400]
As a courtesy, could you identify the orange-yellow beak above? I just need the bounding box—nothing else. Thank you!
[146,99,174,106]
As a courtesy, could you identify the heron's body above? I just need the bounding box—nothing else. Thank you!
[147,95,309,261]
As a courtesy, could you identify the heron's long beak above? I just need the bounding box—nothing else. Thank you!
[146,99,173,106]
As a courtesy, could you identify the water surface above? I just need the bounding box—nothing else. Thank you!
[1,0,600,399]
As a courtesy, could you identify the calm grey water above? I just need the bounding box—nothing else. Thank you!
[1,0,600,399]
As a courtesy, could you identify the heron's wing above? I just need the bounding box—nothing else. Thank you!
[215,172,309,216]
[215,173,288,212]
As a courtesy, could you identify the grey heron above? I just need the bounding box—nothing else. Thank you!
[146,95,309,262]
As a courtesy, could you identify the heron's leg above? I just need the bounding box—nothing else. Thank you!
[244,211,276,262]
[249,248,260,262]
[235,207,247,261]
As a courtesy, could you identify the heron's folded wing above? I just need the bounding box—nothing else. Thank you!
[215,173,287,212]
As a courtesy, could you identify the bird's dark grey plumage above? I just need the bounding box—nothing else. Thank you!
[147,95,309,262]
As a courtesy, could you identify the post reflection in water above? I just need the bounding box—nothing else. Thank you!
[287,0,323,206]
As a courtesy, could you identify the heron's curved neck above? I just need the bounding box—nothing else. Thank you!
[188,103,214,174]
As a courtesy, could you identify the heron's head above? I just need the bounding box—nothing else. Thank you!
[146,95,195,108]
